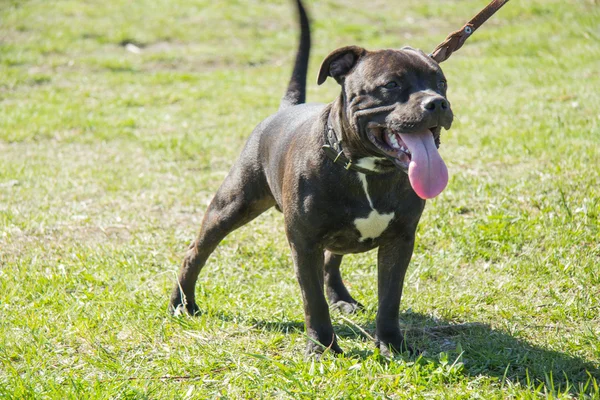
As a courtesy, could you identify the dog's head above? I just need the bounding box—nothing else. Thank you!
[318,46,453,199]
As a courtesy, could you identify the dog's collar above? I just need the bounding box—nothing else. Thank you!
[321,124,382,175]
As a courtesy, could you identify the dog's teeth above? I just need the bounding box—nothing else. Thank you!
[385,131,411,154]
[388,134,399,148]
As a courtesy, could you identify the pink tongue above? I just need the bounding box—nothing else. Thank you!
[398,131,448,199]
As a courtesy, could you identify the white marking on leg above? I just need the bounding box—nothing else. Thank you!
[354,173,394,242]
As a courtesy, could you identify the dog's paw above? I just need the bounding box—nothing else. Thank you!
[169,288,201,316]
[169,300,200,317]
[331,300,364,315]
[305,333,344,357]
[169,296,200,317]
[375,334,414,357]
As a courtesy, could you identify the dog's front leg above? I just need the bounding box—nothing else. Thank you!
[375,237,415,356]
[287,233,342,355]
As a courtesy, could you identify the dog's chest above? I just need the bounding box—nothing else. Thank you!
[353,173,395,242]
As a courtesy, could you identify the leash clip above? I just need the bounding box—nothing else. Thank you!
[430,0,510,63]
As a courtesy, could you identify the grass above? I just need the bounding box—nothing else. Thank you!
[1,0,599,398]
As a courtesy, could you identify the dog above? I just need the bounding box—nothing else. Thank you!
[170,0,453,356]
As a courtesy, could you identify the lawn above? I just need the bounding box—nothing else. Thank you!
[1,0,599,398]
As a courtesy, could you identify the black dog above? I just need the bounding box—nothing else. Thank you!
[170,0,453,356]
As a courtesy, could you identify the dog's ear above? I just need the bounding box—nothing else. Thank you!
[317,46,366,85]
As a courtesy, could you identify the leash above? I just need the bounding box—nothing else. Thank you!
[430,0,510,63]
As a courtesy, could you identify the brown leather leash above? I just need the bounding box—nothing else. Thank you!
[430,0,510,63]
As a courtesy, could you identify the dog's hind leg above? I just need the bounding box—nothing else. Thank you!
[324,251,364,314]
[169,164,275,315]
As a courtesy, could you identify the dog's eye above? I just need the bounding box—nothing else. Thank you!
[383,81,399,89]
[438,80,447,91]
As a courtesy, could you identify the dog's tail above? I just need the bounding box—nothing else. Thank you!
[279,0,311,111]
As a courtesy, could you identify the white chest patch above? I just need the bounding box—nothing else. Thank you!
[354,173,394,242]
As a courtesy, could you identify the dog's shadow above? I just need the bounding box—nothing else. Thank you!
[240,311,599,394]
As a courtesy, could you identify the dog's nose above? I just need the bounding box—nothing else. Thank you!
[422,96,449,112]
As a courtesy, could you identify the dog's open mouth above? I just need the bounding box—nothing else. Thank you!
[367,125,448,199]
[367,126,420,170]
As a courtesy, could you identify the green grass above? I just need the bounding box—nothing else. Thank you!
[1,0,599,398]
